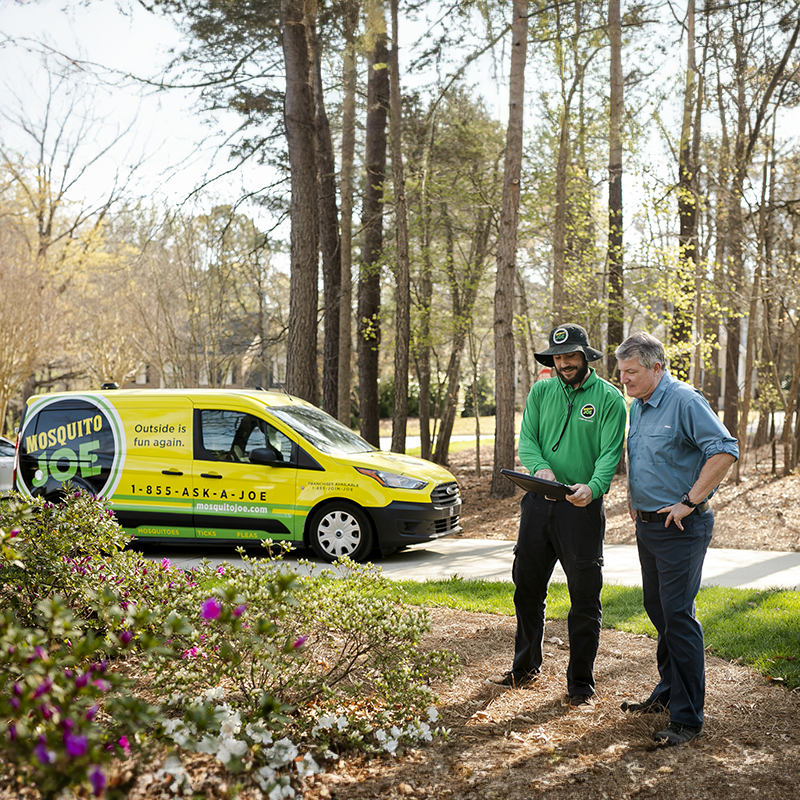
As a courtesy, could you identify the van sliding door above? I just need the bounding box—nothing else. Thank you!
[192,408,299,544]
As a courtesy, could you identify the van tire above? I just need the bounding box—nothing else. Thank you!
[308,503,374,563]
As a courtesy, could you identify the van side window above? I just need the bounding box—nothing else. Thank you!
[198,410,292,464]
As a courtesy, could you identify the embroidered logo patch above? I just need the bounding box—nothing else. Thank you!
[553,327,569,344]
[580,403,596,420]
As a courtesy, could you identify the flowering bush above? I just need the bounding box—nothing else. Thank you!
[0,494,459,799]
[0,490,131,625]
[0,596,164,799]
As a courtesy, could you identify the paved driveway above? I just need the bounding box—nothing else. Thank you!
[141,538,800,591]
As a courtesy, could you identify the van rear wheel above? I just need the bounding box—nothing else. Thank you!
[308,503,373,563]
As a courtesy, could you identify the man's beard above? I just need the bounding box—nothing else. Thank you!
[555,359,589,387]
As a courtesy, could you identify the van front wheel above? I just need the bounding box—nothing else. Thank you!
[308,503,374,563]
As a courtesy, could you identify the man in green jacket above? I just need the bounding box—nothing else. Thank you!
[489,324,626,706]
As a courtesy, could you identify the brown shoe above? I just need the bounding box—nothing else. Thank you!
[621,697,669,714]
[568,694,593,708]
[486,670,539,688]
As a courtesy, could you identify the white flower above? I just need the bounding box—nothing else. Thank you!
[311,713,336,736]
[157,756,191,794]
[417,722,432,742]
[427,706,439,722]
[246,723,274,744]
[390,725,401,738]
[220,709,242,737]
[336,715,348,730]
[196,734,221,755]
[374,729,387,743]
[203,686,225,701]
[265,737,298,768]
[167,692,185,706]
[268,780,296,799]
[216,737,248,764]
[254,766,277,790]
[296,752,321,778]
[323,749,339,760]
[383,738,399,754]
[162,719,185,736]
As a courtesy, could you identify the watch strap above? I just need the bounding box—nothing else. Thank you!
[680,492,696,508]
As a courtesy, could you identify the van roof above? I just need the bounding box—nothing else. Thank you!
[28,388,315,409]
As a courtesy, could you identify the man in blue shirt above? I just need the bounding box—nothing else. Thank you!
[615,332,738,746]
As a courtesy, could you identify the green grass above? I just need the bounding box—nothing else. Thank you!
[393,578,800,688]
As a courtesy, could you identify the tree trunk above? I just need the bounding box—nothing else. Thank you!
[389,0,411,454]
[491,0,527,499]
[434,208,490,465]
[282,0,319,403]
[312,23,341,416]
[356,26,390,446]
[336,0,359,426]
[552,105,570,326]
[606,0,624,383]
[417,195,434,461]
[722,9,800,440]
[672,0,698,383]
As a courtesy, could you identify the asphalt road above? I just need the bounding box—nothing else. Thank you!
[140,538,800,591]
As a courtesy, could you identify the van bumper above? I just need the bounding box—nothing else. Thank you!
[368,500,461,550]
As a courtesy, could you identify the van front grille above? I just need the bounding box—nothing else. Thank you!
[431,481,460,506]
[434,515,460,534]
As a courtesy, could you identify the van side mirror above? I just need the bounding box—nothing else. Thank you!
[250,447,281,466]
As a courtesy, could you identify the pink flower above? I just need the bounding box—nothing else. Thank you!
[119,630,133,647]
[86,705,98,721]
[216,565,225,575]
[88,766,106,797]
[200,597,221,620]
[33,677,52,698]
[233,604,246,617]
[34,741,53,764]
[117,736,130,756]
[64,732,88,758]
[293,635,308,650]
[161,557,171,570]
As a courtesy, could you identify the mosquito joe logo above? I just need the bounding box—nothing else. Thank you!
[552,328,569,345]
[18,396,125,498]
[580,404,596,420]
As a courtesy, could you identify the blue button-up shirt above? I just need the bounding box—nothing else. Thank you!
[627,371,739,511]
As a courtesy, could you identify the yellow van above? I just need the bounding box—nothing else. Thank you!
[14,389,462,561]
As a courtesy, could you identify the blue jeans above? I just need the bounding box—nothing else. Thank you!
[636,508,714,728]
[512,491,605,696]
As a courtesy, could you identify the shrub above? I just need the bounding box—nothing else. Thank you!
[0,495,459,799]
[0,491,131,625]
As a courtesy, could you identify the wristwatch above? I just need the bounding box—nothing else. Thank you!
[680,492,696,508]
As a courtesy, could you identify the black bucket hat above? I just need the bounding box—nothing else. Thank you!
[534,323,603,367]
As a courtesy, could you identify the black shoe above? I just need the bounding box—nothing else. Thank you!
[621,697,669,714]
[568,694,593,708]
[486,670,539,688]
[653,722,703,745]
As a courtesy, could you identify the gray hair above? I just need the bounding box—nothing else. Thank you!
[615,332,665,370]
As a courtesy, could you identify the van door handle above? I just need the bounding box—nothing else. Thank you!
[162,469,184,476]
[200,472,222,479]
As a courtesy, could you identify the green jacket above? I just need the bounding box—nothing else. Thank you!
[518,369,626,500]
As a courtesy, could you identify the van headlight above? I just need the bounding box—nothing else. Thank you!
[355,467,428,490]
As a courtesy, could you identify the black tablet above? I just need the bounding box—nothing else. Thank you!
[500,469,575,500]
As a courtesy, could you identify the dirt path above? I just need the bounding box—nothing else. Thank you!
[301,610,800,800]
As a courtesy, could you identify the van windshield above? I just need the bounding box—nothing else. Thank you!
[268,405,378,456]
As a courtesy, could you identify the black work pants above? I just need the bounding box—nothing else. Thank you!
[511,491,605,696]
